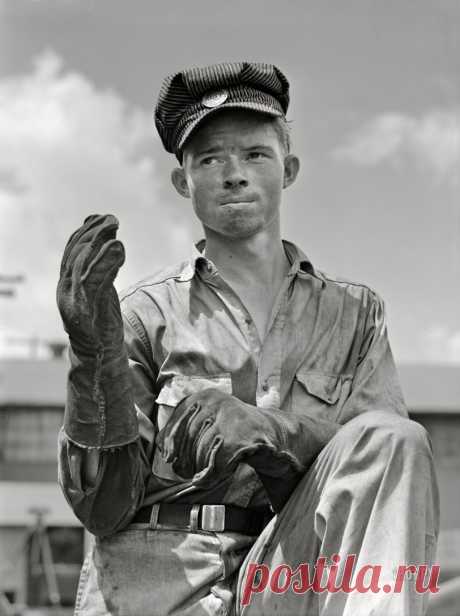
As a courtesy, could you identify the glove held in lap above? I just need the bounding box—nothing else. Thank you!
[157,388,339,489]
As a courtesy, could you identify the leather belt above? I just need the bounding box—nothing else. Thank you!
[131,503,273,535]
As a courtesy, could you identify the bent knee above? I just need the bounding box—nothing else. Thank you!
[340,410,432,458]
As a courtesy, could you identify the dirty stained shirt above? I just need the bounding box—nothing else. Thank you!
[58,240,408,536]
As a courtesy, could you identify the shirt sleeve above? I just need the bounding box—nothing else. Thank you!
[336,288,408,424]
[58,302,160,537]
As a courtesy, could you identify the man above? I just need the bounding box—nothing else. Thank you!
[57,62,439,616]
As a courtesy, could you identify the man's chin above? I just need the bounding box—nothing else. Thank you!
[214,223,265,240]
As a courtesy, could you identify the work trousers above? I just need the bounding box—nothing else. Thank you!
[74,411,439,616]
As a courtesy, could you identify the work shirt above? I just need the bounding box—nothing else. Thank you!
[58,240,407,536]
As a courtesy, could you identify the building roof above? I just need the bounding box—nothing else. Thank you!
[0,358,68,406]
[0,481,80,526]
[398,363,460,413]
[0,358,458,411]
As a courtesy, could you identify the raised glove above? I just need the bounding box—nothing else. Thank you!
[57,214,137,448]
[157,388,339,508]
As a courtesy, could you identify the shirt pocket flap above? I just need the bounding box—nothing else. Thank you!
[155,374,232,408]
[295,372,342,405]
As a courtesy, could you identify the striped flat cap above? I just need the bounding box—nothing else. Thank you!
[155,61,290,159]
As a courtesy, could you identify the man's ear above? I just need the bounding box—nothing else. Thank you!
[283,154,300,189]
[171,167,190,198]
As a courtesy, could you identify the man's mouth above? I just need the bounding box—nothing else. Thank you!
[219,195,257,205]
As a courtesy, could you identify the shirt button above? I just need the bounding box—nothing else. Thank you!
[245,317,251,325]
[262,383,269,392]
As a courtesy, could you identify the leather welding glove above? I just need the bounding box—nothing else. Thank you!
[56,214,137,448]
[157,388,339,510]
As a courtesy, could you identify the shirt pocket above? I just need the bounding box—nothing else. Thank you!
[152,374,233,482]
[291,372,352,422]
[155,374,233,430]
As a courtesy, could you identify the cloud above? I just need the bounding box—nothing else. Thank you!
[417,326,460,364]
[0,50,193,351]
[334,110,460,182]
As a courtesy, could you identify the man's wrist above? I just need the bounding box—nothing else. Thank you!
[64,341,138,449]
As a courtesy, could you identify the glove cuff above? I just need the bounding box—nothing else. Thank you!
[63,345,138,449]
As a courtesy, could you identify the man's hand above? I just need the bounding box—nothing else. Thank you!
[156,388,301,480]
[57,214,125,354]
[157,389,255,479]
[57,214,138,449]
[156,388,340,510]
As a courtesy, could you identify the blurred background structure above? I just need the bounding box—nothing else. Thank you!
[0,351,82,615]
[1,0,459,613]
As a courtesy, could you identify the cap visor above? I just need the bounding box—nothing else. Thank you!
[177,101,284,155]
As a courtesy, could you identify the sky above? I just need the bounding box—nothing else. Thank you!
[0,0,459,364]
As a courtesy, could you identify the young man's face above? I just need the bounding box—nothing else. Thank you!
[172,109,299,240]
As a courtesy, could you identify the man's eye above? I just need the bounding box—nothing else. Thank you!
[201,156,218,165]
[247,151,265,160]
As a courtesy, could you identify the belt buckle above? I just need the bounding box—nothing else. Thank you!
[150,504,201,532]
[200,505,225,532]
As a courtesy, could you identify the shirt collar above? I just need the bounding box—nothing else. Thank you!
[177,240,210,282]
[179,239,326,287]
[282,240,327,287]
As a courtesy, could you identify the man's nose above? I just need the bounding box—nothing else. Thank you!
[223,157,248,189]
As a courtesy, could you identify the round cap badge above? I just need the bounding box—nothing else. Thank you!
[202,89,228,108]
